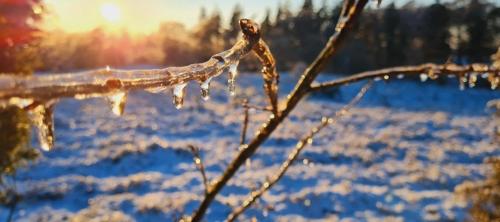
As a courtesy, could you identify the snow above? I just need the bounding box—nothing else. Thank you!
[3,72,499,221]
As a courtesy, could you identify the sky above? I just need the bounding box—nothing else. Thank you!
[42,0,439,35]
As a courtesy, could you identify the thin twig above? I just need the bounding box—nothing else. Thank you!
[310,63,499,92]
[226,81,373,222]
[190,1,369,221]
[240,99,250,145]
[0,19,262,106]
[252,39,279,115]
[188,145,209,195]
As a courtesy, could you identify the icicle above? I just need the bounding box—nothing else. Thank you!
[173,83,187,109]
[420,73,428,82]
[397,74,404,79]
[200,77,213,101]
[106,91,127,116]
[459,73,467,90]
[468,73,477,88]
[30,103,55,151]
[106,65,110,72]
[228,61,239,96]
[489,73,499,90]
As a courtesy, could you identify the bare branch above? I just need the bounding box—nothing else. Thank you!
[310,63,500,92]
[190,1,369,221]
[188,145,209,195]
[240,99,250,145]
[252,39,279,115]
[0,19,262,106]
[226,81,373,222]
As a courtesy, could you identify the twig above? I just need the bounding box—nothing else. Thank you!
[226,81,373,222]
[188,145,209,195]
[240,99,250,145]
[252,39,279,115]
[0,19,262,105]
[310,63,500,91]
[190,0,369,221]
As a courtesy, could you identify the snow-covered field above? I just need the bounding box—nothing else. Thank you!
[3,73,499,221]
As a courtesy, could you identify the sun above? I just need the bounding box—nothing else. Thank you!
[100,3,121,23]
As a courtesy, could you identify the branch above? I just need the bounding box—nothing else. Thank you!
[240,99,250,145]
[0,19,262,106]
[225,81,373,222]
[310,63,500,92]
[188,145,209,195]
[190,0,369,221]
[252,39,279,115]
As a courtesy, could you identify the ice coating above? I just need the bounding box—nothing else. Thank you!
[29,103,55,151]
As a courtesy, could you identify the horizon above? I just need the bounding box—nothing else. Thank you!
[42,0,462,35]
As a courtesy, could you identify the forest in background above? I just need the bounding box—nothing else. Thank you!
[2,0,498,75]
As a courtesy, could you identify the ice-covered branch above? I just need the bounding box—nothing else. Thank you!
[226,81,372,222]
[310,63,500,92]
[0,19,262,107]
[0,19,263,151]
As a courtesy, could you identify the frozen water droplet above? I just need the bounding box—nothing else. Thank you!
[397,74,404,79]
[459,74,467,90]
[374,77,382,81]
[489,74,499,90]
[107,91,127,116]
[468,73,477,88]
[29,103,55,151]
[481,73,489,79]
[173,83,187,109]
[200,77,213,101]
[383,75,389,80]
[228,61,239,96]
[420,73,428,82]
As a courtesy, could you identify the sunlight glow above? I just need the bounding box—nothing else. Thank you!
[100,3,121,23]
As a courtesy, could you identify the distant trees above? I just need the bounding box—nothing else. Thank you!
[33,0,499,74]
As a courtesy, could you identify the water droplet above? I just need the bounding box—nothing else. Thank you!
[200,77,213,101]
[468,73,477,88]
[383,75,389,80]
[489,74,499,90]
[459,74,467,90]
[374,77,382,81]
[106,91,127,116]
[397,74,404,79]
[29,103,55,151]
[173,83,187,109]
[420,73,428,82]
[228,61,239,96]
